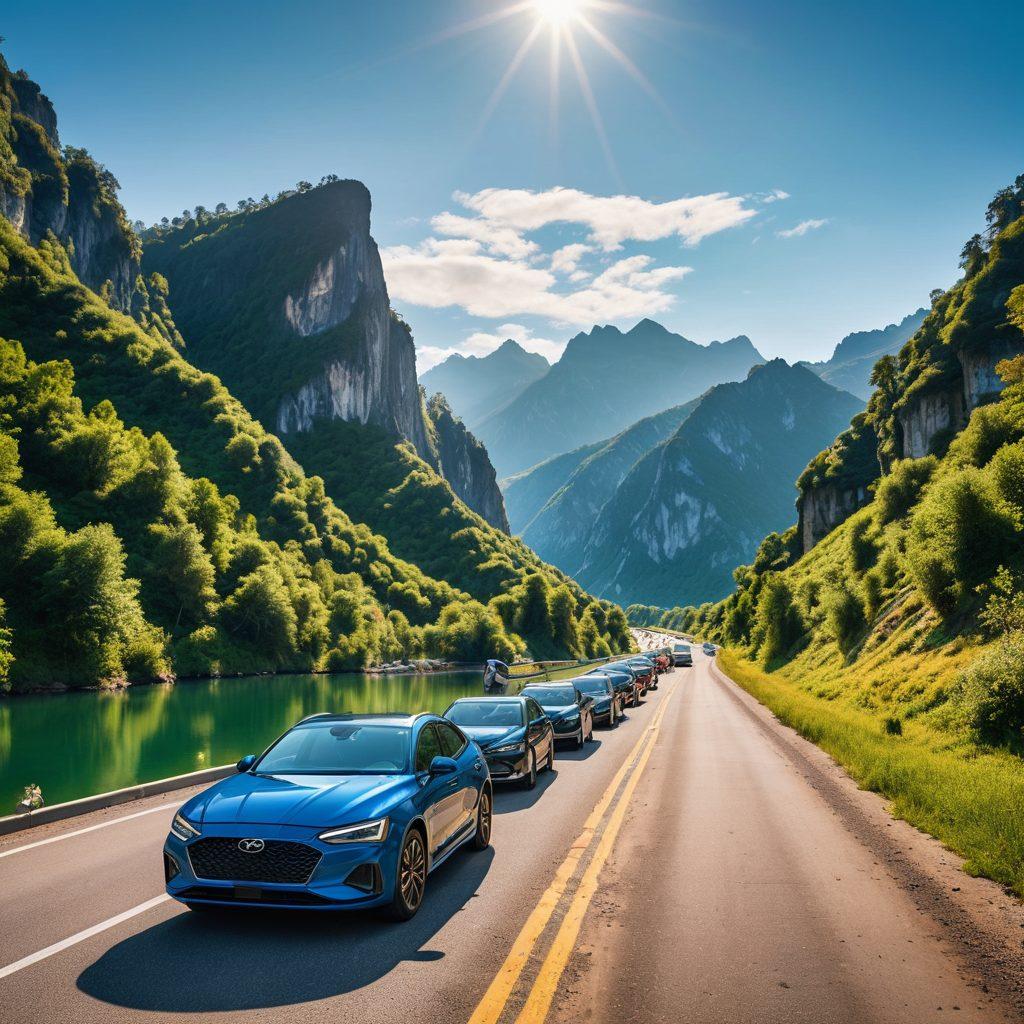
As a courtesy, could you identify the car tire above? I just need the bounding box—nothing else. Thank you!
[385,827,427,922]
[610,705,619,729]
[545,742,555,772]
[585,718,593,742]
[574,726,584,750]
[523,750,537,790]
[471,787,492,850]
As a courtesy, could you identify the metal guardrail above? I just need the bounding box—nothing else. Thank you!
[0,764,236,837]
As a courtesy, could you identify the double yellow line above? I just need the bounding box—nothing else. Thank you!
[469,683,676,1024]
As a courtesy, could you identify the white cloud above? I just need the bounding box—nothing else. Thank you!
[389,184,781,373]
[382,244,691,323]
[549,243,593,275]
[453,186,756,250]
[777,218,828,238]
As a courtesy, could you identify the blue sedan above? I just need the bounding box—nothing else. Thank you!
[163,713,492,920]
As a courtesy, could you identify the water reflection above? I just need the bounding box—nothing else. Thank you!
[0,671,480,809]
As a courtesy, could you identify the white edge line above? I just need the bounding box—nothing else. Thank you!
[0,893,173,981]
[0,802,179,859]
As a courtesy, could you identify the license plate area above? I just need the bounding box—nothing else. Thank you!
[234,885,262,901]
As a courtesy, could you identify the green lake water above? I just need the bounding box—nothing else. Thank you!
[0,671,481,811]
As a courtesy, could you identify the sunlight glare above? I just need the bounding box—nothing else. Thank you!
[534,0,585,26]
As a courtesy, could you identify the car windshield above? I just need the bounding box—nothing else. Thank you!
[575,677,610,695]
[523,686,576,706]
[256,722,409,775]
[674,644,690,652]
[447,701,524,727]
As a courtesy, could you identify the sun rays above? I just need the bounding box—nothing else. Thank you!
[448,1,674,179]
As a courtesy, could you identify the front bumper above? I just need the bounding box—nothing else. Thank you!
[482,748,530,781]
[164,822,398,911]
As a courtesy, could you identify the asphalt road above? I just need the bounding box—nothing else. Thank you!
[0,649,1018,1023]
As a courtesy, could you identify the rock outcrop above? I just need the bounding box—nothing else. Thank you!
[798,482,871,553]
[897,388,964,459]
[427,394,510,532]
[1,58,143,314]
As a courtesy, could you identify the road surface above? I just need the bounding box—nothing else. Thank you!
[0,649,1020,1023]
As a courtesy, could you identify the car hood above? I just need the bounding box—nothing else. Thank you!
[541,704,579,720]
[460,725,523,748]
[181,771,414,828]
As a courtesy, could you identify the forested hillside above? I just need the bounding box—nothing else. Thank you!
[664,176,1024,753]
[0,52,634,690]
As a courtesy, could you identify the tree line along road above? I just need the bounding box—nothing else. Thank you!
[0,649,1021,1023]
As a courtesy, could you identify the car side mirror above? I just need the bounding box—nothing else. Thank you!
[236,754,257,773]
[429,755,458,775]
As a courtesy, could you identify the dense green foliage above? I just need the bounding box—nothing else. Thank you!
[687,182,1024,770]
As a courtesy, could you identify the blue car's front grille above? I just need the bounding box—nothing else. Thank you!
[188,838,322,884]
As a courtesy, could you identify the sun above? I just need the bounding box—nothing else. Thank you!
[533,0,586,26]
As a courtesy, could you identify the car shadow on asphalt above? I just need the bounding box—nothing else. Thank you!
[553,738,602,762]
[75,846,494,1013]
[491,764,558,813]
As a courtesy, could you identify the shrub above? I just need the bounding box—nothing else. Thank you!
[848,516,878,573]
[873,457,937,525]
[862,569,884,620]
[883,716,903,736]
[989,439,1024,514]
[824,587,867,655]
[751,574,803,665]
[906,468,1019,615]
[953,634,1024,747]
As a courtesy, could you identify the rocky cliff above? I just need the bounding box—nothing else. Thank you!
[143,180,432,460]
[0,57,143,314]
[426,394,510,532]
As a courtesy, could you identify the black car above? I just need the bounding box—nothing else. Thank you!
[444,695,555,789]
[590,665,637,709]
[521,684,594,748]
[571,673,623,728]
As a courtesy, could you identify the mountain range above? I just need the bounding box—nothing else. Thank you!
[801,309,927,399]
[419,339,549,430]
[469,320,765,476]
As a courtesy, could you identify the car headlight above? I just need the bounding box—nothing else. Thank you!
[318,817,389,844]
[562,713,580,726]
[170,813,200,841]
[487,742,524,754]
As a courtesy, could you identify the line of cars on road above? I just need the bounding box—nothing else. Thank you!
[162,642,690,922]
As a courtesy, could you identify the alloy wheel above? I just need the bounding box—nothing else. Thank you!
[400,832,426,911]
[478,789,492,846]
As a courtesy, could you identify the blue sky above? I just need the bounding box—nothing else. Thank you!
[4,1,1023,369]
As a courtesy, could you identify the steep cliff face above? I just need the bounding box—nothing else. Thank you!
[0,57,143,314]
[795,412,878,553]
[143,181,432,461]
[798,482,871,552]
[426,395,510,532]
[897,388,964,459]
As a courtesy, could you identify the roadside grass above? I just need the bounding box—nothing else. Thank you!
[720,649,1024,896]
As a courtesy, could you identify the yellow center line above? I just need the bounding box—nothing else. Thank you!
[468,683,676,1024]
[515,692,672,1024]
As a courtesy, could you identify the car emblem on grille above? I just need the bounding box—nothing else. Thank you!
[238,838,265,853]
